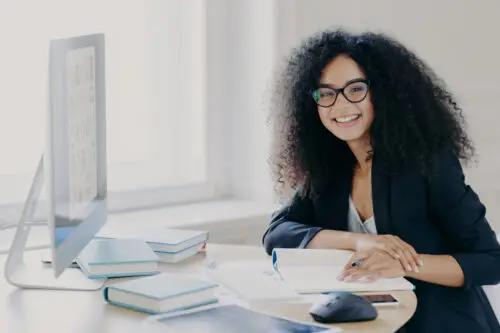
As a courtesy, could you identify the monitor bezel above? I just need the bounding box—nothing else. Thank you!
[46,33,107,278]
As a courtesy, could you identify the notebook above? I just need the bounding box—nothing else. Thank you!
[103,273,219,314]
[98,227,209,253]
[76,238,161,279]
[272,248,415,293]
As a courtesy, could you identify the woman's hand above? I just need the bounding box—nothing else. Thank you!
[353,233,423,273]
[337,249,406,282]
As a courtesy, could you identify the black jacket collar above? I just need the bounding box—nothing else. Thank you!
[318,154,395,235]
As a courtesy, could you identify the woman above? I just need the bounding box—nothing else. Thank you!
[263,29,500,332]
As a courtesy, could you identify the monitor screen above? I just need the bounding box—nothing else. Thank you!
[54,46,99,247]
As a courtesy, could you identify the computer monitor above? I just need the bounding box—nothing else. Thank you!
[4,33,107,290]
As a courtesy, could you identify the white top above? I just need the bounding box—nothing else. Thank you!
[348,196,378,235]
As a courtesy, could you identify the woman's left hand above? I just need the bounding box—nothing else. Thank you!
[337,249,406,282]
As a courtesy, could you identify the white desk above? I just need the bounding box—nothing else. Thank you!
[0,244,417,333]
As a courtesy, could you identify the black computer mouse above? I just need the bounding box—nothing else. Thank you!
[309,291,378,324]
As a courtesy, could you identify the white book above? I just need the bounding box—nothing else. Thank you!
[272,248,414,294]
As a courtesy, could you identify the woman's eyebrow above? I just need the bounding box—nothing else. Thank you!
[318,77,366,88]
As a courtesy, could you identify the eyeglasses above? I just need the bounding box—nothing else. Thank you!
[312,79,370,107]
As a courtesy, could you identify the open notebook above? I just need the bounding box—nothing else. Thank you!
[272,248,414,294]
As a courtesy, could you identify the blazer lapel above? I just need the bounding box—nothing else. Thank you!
[372,155,394,235]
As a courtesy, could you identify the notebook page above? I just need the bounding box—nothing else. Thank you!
[204,261,303,303]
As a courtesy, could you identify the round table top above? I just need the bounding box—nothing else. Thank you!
[0,243,417,333]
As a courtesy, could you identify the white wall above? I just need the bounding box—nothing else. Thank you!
[272,0,500,229]
[206,1,499,230]
[208,0,276,203]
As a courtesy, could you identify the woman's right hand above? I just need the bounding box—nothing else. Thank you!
[352,234,423,272]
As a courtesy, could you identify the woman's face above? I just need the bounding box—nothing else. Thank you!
[316,54,374,143]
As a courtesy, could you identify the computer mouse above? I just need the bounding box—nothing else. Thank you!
[309,291,378,324]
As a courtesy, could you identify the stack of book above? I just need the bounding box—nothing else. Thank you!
[98,228,209,264]
[76,238,161,279]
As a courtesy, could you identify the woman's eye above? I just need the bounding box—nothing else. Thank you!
[348,86,364,93]
[320,90,335,97]
[347,83,368,94]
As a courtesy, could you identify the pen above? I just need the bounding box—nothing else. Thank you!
[350,258,364,268]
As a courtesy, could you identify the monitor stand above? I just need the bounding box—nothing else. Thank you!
[4,156,105,291]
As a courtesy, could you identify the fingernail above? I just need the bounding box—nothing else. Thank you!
[395,254,400,259]
[337,275,344,281]
[344,276,352,281]
[407,265,412,271]
[418,260,424,267]
[414,265,420,273]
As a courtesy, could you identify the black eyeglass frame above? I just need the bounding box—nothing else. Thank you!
[312,79,371,107]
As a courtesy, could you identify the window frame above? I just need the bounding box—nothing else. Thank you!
[0,1,230,225]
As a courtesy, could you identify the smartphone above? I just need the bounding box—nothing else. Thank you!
[361,294,399,307]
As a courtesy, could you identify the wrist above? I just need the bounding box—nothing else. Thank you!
[404,254,427,278]
[404,270,414,278]
[346,232,367,251]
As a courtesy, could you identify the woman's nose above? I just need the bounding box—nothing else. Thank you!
[335,92,350,106]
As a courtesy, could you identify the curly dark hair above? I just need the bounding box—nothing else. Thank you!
[269,29,475,199]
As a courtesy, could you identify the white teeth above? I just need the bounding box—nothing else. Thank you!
[336,115,360,123]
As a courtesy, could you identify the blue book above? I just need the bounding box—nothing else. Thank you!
[98,228,209,254]
[76,238,161,279]
[103,273,218,314]
[154,241,206,263]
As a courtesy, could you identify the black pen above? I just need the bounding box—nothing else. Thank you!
[350,258,364,268]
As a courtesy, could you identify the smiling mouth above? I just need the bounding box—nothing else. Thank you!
[333,114,361,123]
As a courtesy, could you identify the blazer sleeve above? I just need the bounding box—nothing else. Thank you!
[429,150,500,289]
[262,188,323,255]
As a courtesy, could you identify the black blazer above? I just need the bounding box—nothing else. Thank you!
[262,150,500,333]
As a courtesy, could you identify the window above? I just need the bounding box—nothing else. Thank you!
[0,0,217,216]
